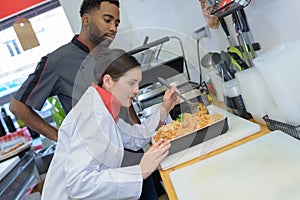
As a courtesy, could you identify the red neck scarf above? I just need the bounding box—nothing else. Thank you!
[92,84,121,122]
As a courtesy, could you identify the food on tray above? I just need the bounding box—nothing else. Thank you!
[153,104,224,142]
[0,142,24,155]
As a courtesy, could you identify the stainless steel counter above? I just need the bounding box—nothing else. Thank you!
[0,150,41,200]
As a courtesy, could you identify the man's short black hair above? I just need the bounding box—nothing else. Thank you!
[80,0,120,17]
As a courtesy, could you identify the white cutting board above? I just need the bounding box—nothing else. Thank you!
[170,130,300,200]
[160,105,260,170]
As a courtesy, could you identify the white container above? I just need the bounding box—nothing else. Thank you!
[209,69,224,102]
[224,79,240,98]
[236,67,283,124]
[253,40,300,125]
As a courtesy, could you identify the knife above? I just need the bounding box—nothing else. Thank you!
[219,17,234,47]
[237,8,256,59]
[232,12,253,67]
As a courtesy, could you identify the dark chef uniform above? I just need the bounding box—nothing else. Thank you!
[13,35,90,114]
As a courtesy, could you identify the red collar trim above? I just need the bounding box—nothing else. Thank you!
[92,84,121,122]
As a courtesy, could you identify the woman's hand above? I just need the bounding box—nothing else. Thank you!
[160,84,180,122]
[139,139,171,180]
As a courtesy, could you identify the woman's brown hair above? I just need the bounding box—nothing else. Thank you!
[93,48,141,86]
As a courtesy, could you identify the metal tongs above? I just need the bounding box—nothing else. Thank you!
[157,77,199,114]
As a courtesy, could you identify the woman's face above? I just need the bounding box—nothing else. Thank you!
[109,67,141,107]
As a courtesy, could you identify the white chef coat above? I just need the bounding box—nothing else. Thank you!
[41,86,161,200]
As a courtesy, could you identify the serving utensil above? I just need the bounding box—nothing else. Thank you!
[157,77,199,114]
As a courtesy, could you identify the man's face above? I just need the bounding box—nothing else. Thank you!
[88,2,120,46]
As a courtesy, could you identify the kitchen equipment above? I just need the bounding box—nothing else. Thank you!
[158,77,199,114]
[253,40,300,125]
[210,0,251,18]
[220,51,231,67]
[221,50,236,78]
[225,95,252,119]
[228,46,249,70]
[34,143,55,174]
[228,46,243,59]
[1,108,16,133]
[0,151,41,199]
[218,62,233,81]
[169,130,300,200]
[211,52,221,65]
[207,52,226,101]
[211,52,235,81]
[133,74,203,121]
[219,17,234,47]
[0,120,5,137]
[232,11,253,67]
[159,105,260,170]
[224,78,239,98]
[224,78,252,119]
[129,36,207,122]
[263,115,300,140]
[238,8,256,58]
[235,67,282,124]
[200,53,220,97]
[211,52,231,81]
[200,53,214,69]
[128,36,191,81]
[208,69,224,102]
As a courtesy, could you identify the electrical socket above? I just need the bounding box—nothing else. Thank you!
[192,26,210,40]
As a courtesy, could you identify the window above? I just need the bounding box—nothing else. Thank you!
[0,0,74,126]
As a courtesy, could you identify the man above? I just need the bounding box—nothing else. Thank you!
[9,0,163,199]
[9,0,120,141]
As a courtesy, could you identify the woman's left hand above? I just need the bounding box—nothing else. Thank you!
[140,139,171,180]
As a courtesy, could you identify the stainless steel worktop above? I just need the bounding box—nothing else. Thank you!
[0,150,41,200]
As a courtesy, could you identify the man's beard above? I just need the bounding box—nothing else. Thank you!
[89,22,112,47]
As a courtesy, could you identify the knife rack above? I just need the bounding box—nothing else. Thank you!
[210,0,251,18]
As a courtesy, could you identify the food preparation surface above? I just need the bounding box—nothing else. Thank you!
[169,130,300,200]
[160,105,260,170]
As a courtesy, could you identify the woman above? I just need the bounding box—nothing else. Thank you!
[41,49,179,200]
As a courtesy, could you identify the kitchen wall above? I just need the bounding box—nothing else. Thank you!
[60,0,300,50]
[59,0,300,82]
[58,0,82,34]
[245,0,300,51]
